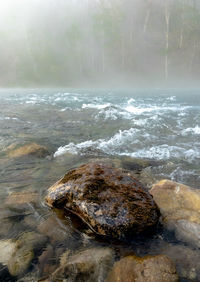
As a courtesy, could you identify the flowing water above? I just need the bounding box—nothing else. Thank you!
[0,89,200,281]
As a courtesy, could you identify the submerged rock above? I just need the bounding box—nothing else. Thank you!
[50,247,114,282]
[119,156,162,171]
[129,166,159,190]
[5,191,39,206]
[0,263,15,282]
[7,232,47,277]
[0,212,28,239]
[174,220,200,249]
[8,143,49,158]
[154,243,200,281]
[38,245,56,277]
[150,179,200,248]
[106,254,179,282]
[46,162,160,239]
[8,246,34,277]
[37,215,81,249]
[0,239,16,265]
[16,270,40,282]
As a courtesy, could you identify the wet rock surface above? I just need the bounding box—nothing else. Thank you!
[106,254,179,282]
[88,157,162,189]
[150,179,200,248]
[46,162,160,239]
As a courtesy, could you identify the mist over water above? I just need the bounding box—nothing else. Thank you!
[0,0,200,87]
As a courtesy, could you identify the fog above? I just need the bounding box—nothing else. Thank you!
[0,0,200,88]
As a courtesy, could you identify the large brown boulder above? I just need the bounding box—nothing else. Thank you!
[150,179,200,248]
[46,162,159,239]
[106,255,179,282]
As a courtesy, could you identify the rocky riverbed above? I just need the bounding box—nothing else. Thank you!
[0,142,200,281]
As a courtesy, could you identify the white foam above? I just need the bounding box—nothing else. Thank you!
[1,116,19,121]
[82,103,111,110]
[167,96,176,101]
[73,97,82,101]
[99,128,140,152]
[125,106,154,115]
[178,112,187,117]
[123,145,200,163]
[96,108,118,120]
[54,127,140,157]
[184,148,200,161]
[54,140,97,157]
[60,107,71,112]
[96,107,133,120]
[26,100,37,104]
[54,122,200,162]
[96,99,171,121]
[125,145,184,160]
[124,104,191,116]
[127,98,135,104]
[182,125,200,135]
[55,139,198,163]
[55,97,61,101]
[30,96,37,101]
[133,118,149,126]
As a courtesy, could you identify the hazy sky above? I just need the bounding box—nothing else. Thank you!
[0,0,200,88]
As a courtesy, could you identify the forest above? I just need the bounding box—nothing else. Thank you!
[0,0,200,87]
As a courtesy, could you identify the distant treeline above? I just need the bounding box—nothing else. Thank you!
[1,0,200,87]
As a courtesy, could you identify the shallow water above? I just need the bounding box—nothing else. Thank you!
[0,89,200,281]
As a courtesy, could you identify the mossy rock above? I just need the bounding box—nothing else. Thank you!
[46,162,160,240]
